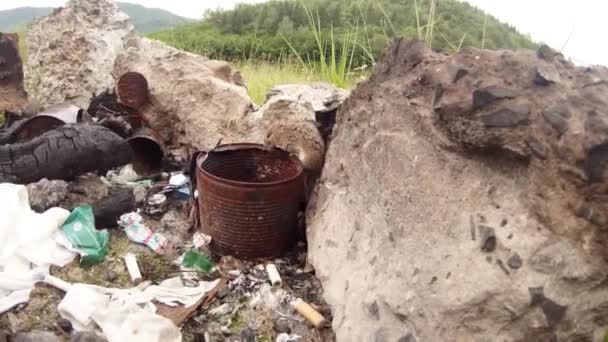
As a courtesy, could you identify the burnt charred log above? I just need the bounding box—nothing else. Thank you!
[0,124,132,184]
[91,187,136,228]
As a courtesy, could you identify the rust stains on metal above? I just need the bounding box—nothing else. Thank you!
[0,33,28,113]
[117,72,149,109]
[196,143,305,258]
[127,128,164,176]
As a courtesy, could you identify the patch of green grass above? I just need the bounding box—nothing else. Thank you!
[237,59,360,104]
[229,309,246,333]
[237,60,314,104]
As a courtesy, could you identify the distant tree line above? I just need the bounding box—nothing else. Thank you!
[150,0,537,66]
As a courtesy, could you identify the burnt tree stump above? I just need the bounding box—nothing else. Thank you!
[0,124,132,184]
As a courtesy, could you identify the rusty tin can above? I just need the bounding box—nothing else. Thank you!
[196,143,304,258]
[117,72,149,109]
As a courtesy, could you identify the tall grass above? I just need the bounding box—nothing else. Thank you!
[237,59,312,104]
[481,13,487,49]
[282,2,358,88]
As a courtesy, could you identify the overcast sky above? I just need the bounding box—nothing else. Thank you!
[0,0,605,66]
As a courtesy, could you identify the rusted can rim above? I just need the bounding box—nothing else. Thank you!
[196,143,304,188]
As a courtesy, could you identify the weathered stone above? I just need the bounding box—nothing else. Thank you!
[0,33,28,114]
[472,86,516,109]
[26,178,69,212]
[542,299,567,327]
[575,204,607,228]
[481,104,531,128]
[526,137,548,159]
[70,332,107,342]
[265,119,325,173]
[586,143,608,183]
[273,318,292,334]
[114,36,252,154]
[307,39,608,341]
[245,83,348,145]
[57,318,73,333]
[542,110,569,135]
[537,44,557,62]
[529,287,545,306]
[239,328,256,342]
[507,253,523,269]
[479,226,497,252]
[448,64,468,83]
[27,0,134,109]
[265,83,349,113]
[12,331,60,342]
[535,66,561,86]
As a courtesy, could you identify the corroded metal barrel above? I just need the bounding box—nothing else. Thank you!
[196,143,304,258]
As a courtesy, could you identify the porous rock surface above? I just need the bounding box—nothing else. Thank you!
[307,39,608,341]
[26,0,134,109]
[113,36,252,154]
[244,83,348,143]
[26,178,69,212]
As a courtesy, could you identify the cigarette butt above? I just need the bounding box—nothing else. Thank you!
[265,264,282,287]
[43,275,72,292]
[124,253,143,284]
[291,298,326,328]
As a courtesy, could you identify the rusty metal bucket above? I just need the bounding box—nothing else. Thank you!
[195,143,304,258]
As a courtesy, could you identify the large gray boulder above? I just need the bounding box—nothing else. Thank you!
[307,39,608,341]
[113,36,252,154]
[26,0,134,109]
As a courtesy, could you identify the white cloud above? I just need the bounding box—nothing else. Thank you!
[460,0,606,66]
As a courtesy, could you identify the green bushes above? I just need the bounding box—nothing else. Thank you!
[149,0,538,98]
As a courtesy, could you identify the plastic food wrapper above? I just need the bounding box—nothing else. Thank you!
[52,276,220,342]
[118,213,168,254]
[181,250,214,273]
[58,283,182,342]
[60,205,109,266]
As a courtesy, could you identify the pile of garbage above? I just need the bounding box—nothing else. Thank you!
[0,1,343,340]
[0,175,333,341]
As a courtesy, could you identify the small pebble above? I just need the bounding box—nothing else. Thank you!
[507,253,523,269]
[57,318,73,333]
[240,327,256,342]
[220,326,232,336]
[216,286,230,299]
[479,226,497,252]
[273,318,292,334]
[70,332,106,342]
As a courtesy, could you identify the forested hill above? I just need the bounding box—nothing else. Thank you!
[151,0,537,65]
[0,3,193,33]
